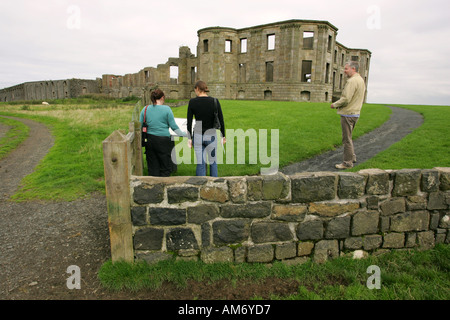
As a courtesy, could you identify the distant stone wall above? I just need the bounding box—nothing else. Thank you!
[0,79,100,102]
[130,168,450,265]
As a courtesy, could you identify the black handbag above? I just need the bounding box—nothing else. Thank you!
[142,105,149,147]
[213,98,221,130]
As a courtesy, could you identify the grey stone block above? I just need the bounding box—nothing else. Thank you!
[291,173,337,203]
[382,233,405,248]
[166,227,199,251]
[275,242,297,260]
[392,169,421,196]
[133,184,164,204]
[325,216,351,239]
[359,169,389,195]
[352,210,379,236]
[390,211,429,232]
[363,235,382,250]
[421,170,440,192]
[201,247,234,263]
[380,198,406,216]
[313,240,339,263]
[338,173,366,199]
[149,207,186,226]
[131,206,147,226]
[134,227,164,250]
[221,202,271,219]
[187,204,219,224]
[212,219,250,245]
[296,220,324,240]
[428,192,447,210]
[247,244,274,263]
[168,186,199,203]
[251,222,293,243]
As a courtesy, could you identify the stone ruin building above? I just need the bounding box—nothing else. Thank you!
[0,19,371,103]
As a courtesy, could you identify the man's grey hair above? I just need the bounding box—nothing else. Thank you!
[346,61,360,72]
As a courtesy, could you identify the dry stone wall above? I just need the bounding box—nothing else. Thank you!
[130,168,450,265]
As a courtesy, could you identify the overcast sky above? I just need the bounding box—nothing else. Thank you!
[1,0,449,105]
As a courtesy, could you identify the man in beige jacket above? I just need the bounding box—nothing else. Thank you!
[331,61,366,169]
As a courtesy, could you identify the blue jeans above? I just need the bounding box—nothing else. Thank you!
[193,133,218,177]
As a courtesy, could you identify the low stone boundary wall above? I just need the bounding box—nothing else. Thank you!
[129,168,450,264]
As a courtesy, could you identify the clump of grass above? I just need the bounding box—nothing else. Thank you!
[0,117,29,160]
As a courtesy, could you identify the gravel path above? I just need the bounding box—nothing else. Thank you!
[0,106,424,300]
[0,116,113,299]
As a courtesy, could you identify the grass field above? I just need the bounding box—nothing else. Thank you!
[1,100,391,200]
[1,100,450,200]
[350,104,450,171]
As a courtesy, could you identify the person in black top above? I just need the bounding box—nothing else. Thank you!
[187,81,226,177]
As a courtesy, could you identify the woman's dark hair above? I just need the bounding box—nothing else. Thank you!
[194,80,209,93]
[150,89,165,105]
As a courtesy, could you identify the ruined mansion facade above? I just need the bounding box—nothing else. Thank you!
[1,20,371,103]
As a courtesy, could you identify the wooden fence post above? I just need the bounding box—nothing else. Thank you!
[129,121,143,176]
[102,130,134,263]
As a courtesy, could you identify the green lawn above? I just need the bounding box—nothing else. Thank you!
[171,101,390,176]
[351,104,450,171]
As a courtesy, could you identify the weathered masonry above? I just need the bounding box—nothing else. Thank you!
[0,79,100,102]
[195,20,371,102]
[128,168,450,265]
[1,19,371,103]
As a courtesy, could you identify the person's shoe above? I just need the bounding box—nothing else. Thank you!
[335,163,352,170]
[353,157,357,163]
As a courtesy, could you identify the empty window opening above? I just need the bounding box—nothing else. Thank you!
[239,63,246,83]
[325,63,330,84]
[170,66,179,84]
[327,35,333,51]
[352,56,359,61]
[266,61,274,82]
[301,60,312,83]
[145,71,149,79]
[301,91,311,101]
[240,38,247,53]
[267,34,275,50]
[303,31,314,49]
[264,90,272,100]
[341,53,345,66]
[203,39,209,53]
[225,40,232,53]
[191,67,197,84]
